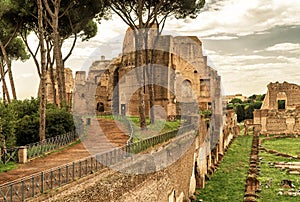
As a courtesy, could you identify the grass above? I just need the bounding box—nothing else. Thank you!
[195,135,253,201]
[262,137,300,157]
[258,136,300,202]
[129,117,181,140]
[94,115,182,140]
[0,162,17,173]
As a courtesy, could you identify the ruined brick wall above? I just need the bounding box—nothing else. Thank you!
[44,68,74,105]
[254,82,300,134]
[72,28,223,120]
[262,82,300,110]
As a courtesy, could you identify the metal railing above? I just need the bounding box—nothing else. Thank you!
[0,148,19,165]
[0,124,196,202]
[26,132,78,160]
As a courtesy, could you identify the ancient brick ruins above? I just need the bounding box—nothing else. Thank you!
[254,81,300,134]
[71,28,223,122]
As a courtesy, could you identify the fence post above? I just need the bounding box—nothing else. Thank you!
[41,172,44,193]
[31,177,35,197]
[18,146,27,164]
[85,159,88,176]
[21,179,25,202]
[95,154,98,171]
[79,161,82,178]
[50,170,53,189]
[10,183,13,202]
[66,165,69,183]
[58,168,61,187]
[72,162,75,181]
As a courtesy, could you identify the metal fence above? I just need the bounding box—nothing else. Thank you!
[26,132,78,160]
[0,148,19,165]
[0,132,78,165]
[0,124,196,202]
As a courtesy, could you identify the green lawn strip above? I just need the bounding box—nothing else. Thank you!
[262,137,300,157]
[0,162,18,173]
[196,135,253,202]
[258,138,300,202]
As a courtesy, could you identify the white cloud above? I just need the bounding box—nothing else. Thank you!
[166,0,300,37]
[200,35,238,40]
[265,43,300,51]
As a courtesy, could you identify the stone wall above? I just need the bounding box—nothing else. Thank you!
[254,82,300,134]
[42,68,74,105]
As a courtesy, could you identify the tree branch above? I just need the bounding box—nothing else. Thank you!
[20,32,41,77]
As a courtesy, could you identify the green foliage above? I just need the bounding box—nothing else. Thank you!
[253,101,262,109]
[108,0,205,25]
[235,104,245,122]
[4,37,30,61]
[17,0,110,41]
[230,98,243,104]
[0,0,29,61]
[227,94,264,122]
[200,110,212,118]
[0,102,17,147]
[46,105,75,138]
[0,98,75,147]
[195,135,253,201]
[249,94,266,102]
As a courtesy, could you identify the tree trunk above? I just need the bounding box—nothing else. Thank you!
[53,15,65,107]
[46,40,57,105]
[0,62,10,103]
[49,65,57,105]
[44,0,66,108]
[0,41,17,100]
[144,31,155,124]
[134,30,147,129]
[37,0,46,141]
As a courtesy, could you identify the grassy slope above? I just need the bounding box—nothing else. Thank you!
[196,135,253,202]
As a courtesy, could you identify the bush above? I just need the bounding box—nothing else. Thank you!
[0,98,75,146]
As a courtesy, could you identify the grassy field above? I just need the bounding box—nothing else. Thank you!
[195,135,253,201]
[258,136,300,202]
[262,137,300,157]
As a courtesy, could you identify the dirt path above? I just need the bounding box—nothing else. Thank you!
[0,118,129,185]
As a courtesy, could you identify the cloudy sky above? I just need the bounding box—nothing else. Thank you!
[9,0,300,99]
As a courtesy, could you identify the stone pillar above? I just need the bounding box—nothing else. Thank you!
[18,146,27,164]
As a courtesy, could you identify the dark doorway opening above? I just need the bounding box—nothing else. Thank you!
[96,102,105,112]
[278,100,286,110]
